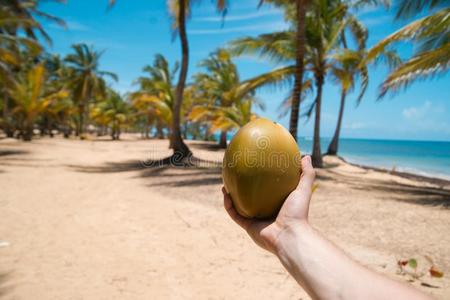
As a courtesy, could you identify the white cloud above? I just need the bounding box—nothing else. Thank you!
[66,21,90,31]
[344,122,368,130]
[189,21,288,35]
[402,100,445,120]
[402,101,431,119]
[49,20,90,32]
[194,10,282,22]
[400,101,449,135]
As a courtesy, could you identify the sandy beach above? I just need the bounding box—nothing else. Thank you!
[0,135,449,299]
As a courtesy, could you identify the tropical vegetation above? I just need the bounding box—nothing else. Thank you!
[1,0,449,168]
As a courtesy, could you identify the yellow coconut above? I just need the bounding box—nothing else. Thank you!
[222,118,301,219]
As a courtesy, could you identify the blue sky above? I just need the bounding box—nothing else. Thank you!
[40,0,450,141]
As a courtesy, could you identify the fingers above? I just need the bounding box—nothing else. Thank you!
[222,187,251,231]
[296,156,316,197]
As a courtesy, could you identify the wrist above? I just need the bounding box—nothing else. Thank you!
[273,220,312,257]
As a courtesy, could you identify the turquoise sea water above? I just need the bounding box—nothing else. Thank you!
[297,137,450,180]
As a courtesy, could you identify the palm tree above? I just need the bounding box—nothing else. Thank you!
[288,0,308,141]
[326,45,400,155]
[0,8,37,81]
[326,49,368,155]
[131,54,178,140]
[259,0,309,141]
[305,0,371,167]
[8,63,68,141]
[368,1,449,96]
[168,0,193,158]
[38,54,76,137]
[114,0,229,157]
[91,90,129,140]
[190,97,261,138]
[44,97,76,138]
[193,49,241,147]
[132,95,171,139]
[0,3,48,137]
[64,43,118,137]
[1,0,65,45]
[230,0,368,167]
[190,49,273,147]
[165,0,228,160]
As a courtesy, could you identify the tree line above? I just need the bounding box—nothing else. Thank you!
[1,0,448,167]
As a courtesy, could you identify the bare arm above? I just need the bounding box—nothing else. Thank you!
[223,156,431,300]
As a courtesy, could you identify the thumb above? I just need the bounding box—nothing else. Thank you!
[296,155,316,197]
[278,156,315,221]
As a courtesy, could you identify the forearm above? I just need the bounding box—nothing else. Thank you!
[275,223,431,300]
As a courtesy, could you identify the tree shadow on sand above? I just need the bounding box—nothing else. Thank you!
[321,168,450,208]
[189,142,225,152]
[0,150,29,157]
[68,152,450,207]
[0,149,30,172]
[68,155,223,188]
[0,271,15,298]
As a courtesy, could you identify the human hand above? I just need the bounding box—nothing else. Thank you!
[223,155,316,254]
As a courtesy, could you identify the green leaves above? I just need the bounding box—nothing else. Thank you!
[91,89,130,131]
[408,258,417,269]
[380,42,450,96]
[65,43,117,105]
[189,48,272,134]
[369,8,450,96]
[397,256,445,284]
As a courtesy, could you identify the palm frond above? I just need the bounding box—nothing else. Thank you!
[345,14,368,50]
[394,0,447,19]
[380,42,450,97]
[228,31,295,64]
[368,9,450,61]
[237,65,296,98]
[277,79,313,118]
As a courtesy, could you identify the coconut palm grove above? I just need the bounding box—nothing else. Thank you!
[0,0,449,299]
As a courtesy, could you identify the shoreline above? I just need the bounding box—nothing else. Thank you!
[2,133,449,187]
[337,155,450,188]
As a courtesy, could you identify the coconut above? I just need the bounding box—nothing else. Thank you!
[222,118,301,218]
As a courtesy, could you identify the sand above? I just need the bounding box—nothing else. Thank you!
[0,135,449,299]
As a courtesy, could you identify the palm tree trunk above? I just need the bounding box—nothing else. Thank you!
[312,73,324,168]
[171,0,192,160]
[145,126,150,139]
[23,122,33,141]
[156,120,164,139]
[40,122,46,136]
[219,130,227,148]
[77,103,85,137]
[288,0,307,141]
[47,117,54,138]
[2,91,14,138]
[111,125,116,140]
[63,127,70,138]
[182,123,187,139]
[203,125,211,141]
[327,91,346,155]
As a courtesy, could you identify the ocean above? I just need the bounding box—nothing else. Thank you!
[297,137,450,180]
